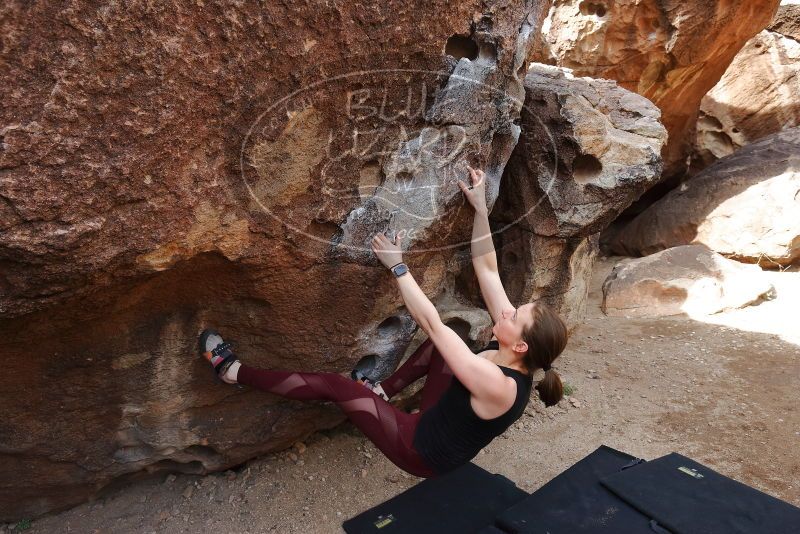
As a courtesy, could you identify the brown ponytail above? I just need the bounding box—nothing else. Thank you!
[521,301,568,407]
[535,368,563,408]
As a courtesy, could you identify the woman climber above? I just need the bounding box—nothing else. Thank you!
[199,165,569,478]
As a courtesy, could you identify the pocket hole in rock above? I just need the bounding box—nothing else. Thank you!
[479,42,497,61]
[377,315,403,336]
[353,354,378,379]
[185,444,222,461]
[306,219,343,243]
[359,160,384,198]
[572,153,603,184]
[579,1,607,17]
[445,34,479,61]
[445,317,472,343]
[698,114,724,130]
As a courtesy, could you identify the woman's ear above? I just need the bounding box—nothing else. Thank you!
[513,340,528,354]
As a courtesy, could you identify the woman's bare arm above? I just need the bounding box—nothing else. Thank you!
[393,270,441,334]
[458,167,514,324]
[395,271,508,401]
[370,232,441,332]
[371,232,507,401]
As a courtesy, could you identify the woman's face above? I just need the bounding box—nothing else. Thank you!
[492,302,535,352]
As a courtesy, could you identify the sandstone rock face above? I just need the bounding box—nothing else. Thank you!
[608,128,800,268]
[693,5,800,169]
[493,64,667,327]
[496,65,667,237]
[771,3,800,41]
[601,245,776,317]
[493,226,601,328]
[537,0,781,177]
[0,0,550,521]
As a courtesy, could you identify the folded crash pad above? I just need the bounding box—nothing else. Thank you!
[493,445,660,533]
[343,462,528,534]
[600,452,800,534]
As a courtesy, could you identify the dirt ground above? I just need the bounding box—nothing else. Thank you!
[6,255,799,533]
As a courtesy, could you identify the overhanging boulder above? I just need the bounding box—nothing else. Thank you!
[0,0,550,521]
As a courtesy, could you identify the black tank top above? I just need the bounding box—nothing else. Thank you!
[412,339,533,475]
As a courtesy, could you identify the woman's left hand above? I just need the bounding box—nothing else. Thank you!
[371,232,404,269]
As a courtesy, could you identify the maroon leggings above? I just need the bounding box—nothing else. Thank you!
[237,337,450,478]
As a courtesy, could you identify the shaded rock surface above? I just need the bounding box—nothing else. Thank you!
[601,245,776,317]
[536,0,781,179]
[0,0,550,521]
[493,227,600,329]
[608,128,800,268]
[493,64,666,328]
[693,5,800,169]
[495,64,666,238]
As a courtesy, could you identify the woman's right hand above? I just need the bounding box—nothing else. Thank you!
[458,165,488,215]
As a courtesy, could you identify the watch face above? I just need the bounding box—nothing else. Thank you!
[393,263,408,276]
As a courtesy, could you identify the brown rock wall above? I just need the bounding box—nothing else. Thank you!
[0,0,550,520]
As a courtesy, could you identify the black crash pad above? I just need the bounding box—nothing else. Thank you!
[342,462,528,534]
[600,452,800,534]
[475,525,509,533]
[493,445,660,533]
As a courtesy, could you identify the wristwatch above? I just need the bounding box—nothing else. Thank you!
[390,262,409,278]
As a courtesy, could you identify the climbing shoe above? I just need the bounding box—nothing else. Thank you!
[199,329,239,382]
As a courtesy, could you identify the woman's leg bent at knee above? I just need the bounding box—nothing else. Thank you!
[378,338,455,412]
[419,344,455,412]
[237,365,436,477]
[378,338,436,399]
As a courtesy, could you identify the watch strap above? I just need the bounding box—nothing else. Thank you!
[390,262,408,277]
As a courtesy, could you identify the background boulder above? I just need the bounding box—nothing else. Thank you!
[607,127,800,268]
[771,2,800,41]
[601,244,776,317]
[493,64,667,327]
[536,0,780,182]
[693,4,800,170]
